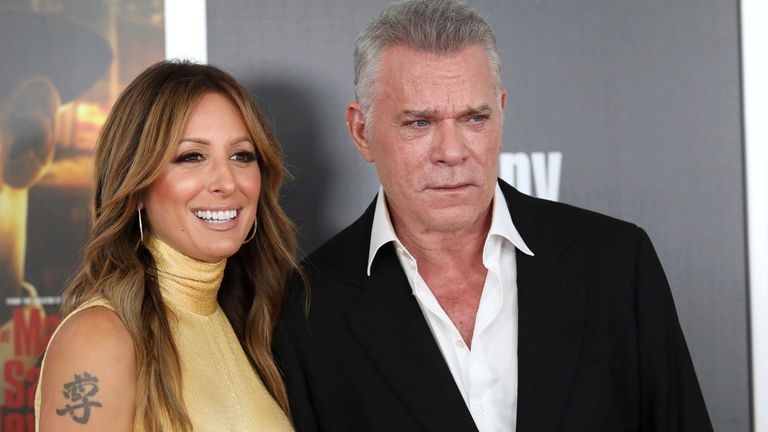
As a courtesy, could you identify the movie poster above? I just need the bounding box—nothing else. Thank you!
[0,1,163,429]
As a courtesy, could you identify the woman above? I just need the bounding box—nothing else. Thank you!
[35,61,299,431]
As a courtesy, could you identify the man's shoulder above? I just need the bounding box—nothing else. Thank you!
[533,194,637,232]
[499,180,643,244]
[310,215,370,266]
[298,198,376,281]
[281,199,375,319]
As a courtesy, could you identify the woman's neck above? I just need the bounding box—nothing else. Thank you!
[144,236,227,316]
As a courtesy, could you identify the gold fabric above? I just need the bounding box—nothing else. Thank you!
[35,236,293,432]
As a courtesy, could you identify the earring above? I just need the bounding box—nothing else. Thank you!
[138,207,144,243]
[243,217,258,244]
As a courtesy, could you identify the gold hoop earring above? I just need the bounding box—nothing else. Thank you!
[243,217,258,244]
[138,208,144,243]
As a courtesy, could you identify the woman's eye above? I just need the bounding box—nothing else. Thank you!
[175,152,204,163]
[231,151,258,163]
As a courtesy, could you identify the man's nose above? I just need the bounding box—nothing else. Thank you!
[208,158,237,195]
[430,121,469,166]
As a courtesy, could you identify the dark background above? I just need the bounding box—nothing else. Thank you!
[208,1,748,430]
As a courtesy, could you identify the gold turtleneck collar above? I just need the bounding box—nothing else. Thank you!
[145,236,226,316]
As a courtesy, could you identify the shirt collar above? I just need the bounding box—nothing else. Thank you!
[487,182,534,257]
[367,182,534,276]
[368,185,399,276]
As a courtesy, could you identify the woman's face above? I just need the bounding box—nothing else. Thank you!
[143,92,261,263]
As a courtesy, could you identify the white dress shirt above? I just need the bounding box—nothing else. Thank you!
[367,183,534,432]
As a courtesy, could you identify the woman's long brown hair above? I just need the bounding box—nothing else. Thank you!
[62,61,299,431]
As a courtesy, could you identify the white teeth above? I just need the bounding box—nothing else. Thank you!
[195,209,238,222]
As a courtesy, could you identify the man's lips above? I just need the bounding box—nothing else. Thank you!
[426,183,473,191]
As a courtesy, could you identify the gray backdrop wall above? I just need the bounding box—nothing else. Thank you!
[208,1,748,430]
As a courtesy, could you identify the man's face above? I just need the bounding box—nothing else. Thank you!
[348,44,506,235]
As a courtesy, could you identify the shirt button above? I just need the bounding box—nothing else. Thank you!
[455,339,464,348]
[477,404,486,414]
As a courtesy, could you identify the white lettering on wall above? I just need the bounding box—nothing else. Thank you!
[499,152,562,201]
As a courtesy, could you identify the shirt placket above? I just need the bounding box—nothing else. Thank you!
[397,244,473,401]
[469,243,504,430]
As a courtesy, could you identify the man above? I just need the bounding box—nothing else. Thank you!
[273,1,713,431]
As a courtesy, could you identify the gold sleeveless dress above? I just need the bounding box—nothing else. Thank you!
[35,236,294,431]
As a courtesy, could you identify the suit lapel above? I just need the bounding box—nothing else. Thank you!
[346,244,479,432]
[502,182,586,431]
[342,184,586,432]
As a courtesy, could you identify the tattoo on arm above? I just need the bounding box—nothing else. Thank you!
[56,371,103,424]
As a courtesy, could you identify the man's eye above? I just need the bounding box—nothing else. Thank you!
[407,119,430,128]
[468,115,489,124]
[175,152,204,163]
[231,151,258,163]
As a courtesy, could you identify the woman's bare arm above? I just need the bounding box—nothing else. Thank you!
[38,306,136,432]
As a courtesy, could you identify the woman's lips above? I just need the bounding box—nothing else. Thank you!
[193,207,243,226]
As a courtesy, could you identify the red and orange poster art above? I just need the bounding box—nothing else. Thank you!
[0,2,163,429]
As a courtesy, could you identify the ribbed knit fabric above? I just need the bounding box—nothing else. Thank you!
[147,236,293,431]
[35,236,293,431]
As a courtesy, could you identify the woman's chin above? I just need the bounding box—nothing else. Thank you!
[192,239,244,263]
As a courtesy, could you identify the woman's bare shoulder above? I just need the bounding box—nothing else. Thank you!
[38,305,137,431]
[51,305,133,355]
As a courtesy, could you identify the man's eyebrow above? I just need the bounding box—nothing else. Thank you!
[397,109,439,120]
[462,104,493,116]
[397,104,494,120]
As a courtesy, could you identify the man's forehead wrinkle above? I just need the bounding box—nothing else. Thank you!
[373,44,500,122]
[394,82,479,116]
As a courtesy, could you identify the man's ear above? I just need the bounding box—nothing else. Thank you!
[500,88,507,111]
[345,101,375,162]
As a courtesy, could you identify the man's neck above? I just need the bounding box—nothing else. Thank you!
[389,206,493,347]
[391,209,491,272]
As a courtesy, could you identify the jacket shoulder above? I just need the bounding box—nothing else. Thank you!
[283,198,374,309]
[500,180,643,242]
[302,197,374,277]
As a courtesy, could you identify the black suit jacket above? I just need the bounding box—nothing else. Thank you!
[274,180,713,432]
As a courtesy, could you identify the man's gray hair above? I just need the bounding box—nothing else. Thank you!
[354,0,502,115]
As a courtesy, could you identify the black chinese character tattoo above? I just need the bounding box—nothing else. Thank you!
[56,371,103,424]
